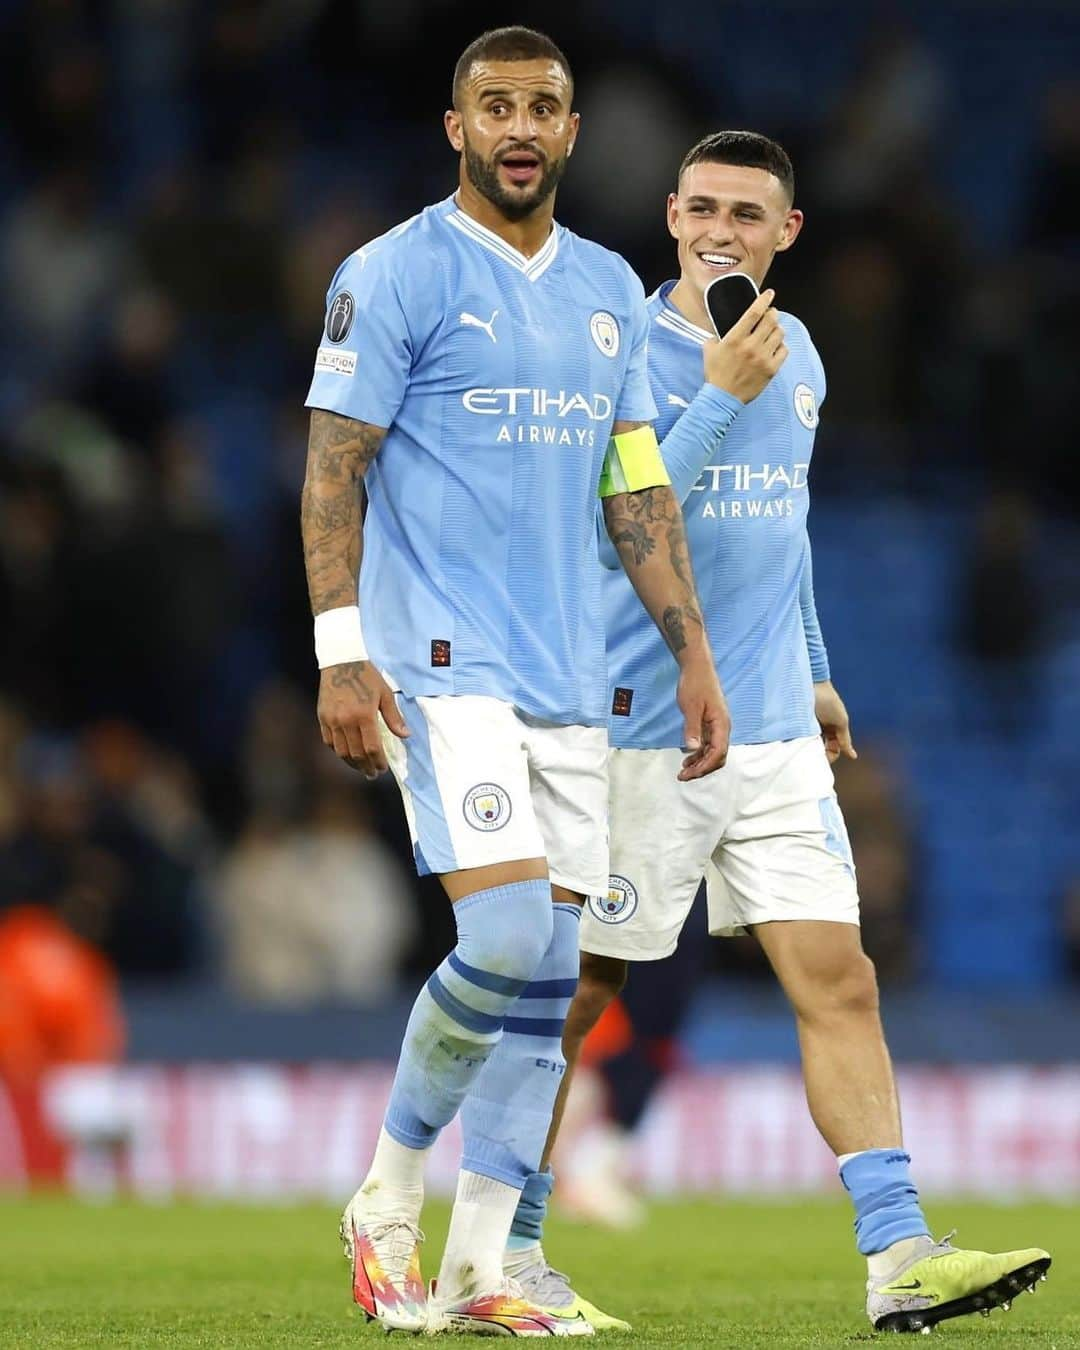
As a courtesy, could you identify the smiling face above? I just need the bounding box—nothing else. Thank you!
[669,160,803,298]
[445,58,579,222]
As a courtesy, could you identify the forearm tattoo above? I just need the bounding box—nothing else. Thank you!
[604,483,704,657]
[301,410,384,613]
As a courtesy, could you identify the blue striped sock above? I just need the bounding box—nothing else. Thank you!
[461,903,581,1186]
[383,880,553,1149]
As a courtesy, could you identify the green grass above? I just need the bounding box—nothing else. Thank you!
[0,1195,1075,1348]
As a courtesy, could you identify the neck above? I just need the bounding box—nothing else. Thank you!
[668,277,712,333]
[455,174,554,259]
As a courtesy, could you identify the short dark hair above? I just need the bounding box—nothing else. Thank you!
[452,27,573,108]
[678,130,795,202]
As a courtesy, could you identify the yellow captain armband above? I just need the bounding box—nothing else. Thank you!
[597,425,671,498]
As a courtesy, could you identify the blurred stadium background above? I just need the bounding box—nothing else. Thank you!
[0,0,1078,1202]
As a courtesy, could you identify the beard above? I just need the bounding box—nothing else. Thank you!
[463,135,568,221]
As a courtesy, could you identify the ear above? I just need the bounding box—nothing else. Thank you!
[774,207,804,254]
[445,108,464,153]
[666,192,680,240]
[566,110,581,156]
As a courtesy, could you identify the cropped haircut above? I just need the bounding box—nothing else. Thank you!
[679,131,795,202]
[452,27,573,107]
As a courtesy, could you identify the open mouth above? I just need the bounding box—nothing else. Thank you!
[699,252,741,272]
[499,152,542,184]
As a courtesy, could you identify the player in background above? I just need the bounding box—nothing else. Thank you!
[503,132,1051,1336]
[301,29,730,1338]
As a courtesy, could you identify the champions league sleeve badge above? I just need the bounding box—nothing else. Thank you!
[326,291,356,345]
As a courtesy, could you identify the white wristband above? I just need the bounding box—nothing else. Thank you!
[314,606,368,669]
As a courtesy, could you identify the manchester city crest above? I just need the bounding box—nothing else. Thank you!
[793,382,818,429]
[588,875,639,924]
[589,311,620,358]
[463,782,512,832]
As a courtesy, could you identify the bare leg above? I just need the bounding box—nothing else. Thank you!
[540,950,628,1168]
[753,919,901,1153]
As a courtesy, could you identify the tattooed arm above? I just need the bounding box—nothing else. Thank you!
[301,408,409,777]
[602,420,731,779]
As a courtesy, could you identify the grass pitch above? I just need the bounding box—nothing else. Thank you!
[0,1195,1075,1348]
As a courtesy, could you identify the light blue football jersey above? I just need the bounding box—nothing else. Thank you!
[606,280,827,749]
[305,196,656,727]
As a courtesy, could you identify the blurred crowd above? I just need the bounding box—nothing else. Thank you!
[1,0,1078,1067]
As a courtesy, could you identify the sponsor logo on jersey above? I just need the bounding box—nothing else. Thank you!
[462,388,612,419]
[589,311,620,358]
[326,291,355,344]
[430,639,452,668]
[314,347,357,376]
[611,686,634,716]
[690,461,809,520]
[589,875,638,924]
[463,783,512,831]
[462,388,611,449]
[459,309,499,343]
[793,382,818,428]
[691,464,809,493]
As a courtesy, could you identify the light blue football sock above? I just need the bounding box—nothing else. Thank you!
[508,1168,554,1250]
[461,903,581,1187]
[840,1148,930,1254]
[383,880,553,1150]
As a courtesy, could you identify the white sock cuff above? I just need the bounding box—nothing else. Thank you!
[457,1168,521,1206]
[369,1126,427,1192]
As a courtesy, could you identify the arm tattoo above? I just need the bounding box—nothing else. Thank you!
[666,510,692,589]
[328,660,375,703]
[301,410,385,614]
[604,481,704,660]
[607,519,655,566]
[662,606,688,654]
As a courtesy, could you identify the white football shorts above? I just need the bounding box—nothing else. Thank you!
[382,693,609,896]
[579,735,859,960]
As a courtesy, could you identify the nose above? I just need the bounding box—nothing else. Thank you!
[707,210,736,243]
[507,105,538,142]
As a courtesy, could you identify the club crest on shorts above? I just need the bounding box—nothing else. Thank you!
[793,382,818,428]
[589,311,620,358]
[326,291,355,344]
[463,782,512,831]
[589,875,638,924]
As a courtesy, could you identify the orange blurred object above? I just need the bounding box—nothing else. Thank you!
[579,994,633,1068]
[0,905,125,1082]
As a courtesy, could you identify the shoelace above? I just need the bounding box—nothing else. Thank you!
[364,1219,425,1286]
[523,1263,575,1306]
[929,1230,958,1257]
[498,1274,528,1303]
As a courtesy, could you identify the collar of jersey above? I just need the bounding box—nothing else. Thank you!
[651,279,711,346]
[446,204,560,281]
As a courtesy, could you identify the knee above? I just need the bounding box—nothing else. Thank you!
[792,950,880,1023]
[458,889,554,985]
[503,906,555,983]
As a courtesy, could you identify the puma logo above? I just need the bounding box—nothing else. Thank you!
[667,393,690,409]
[459,309,499,343]
[890,1280,923,1291]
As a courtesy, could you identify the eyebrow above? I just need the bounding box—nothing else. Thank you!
[476,86,563,103]
[685,195,767,213]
